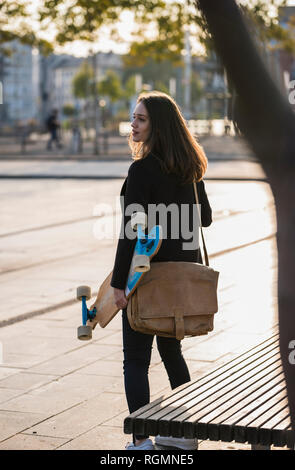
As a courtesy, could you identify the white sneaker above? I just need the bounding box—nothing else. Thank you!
[125,438,154,450]
[155,435,198,450]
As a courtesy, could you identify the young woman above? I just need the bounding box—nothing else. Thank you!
[110,91,212,450]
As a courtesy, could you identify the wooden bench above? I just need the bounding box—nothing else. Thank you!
[124,332,294,450]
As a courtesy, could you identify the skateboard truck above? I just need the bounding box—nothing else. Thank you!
[76,286,96,340]
[131,212,151,272]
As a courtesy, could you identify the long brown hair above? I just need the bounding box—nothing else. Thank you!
[129,91,208,184]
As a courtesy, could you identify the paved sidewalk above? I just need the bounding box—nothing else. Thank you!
[0,158,266,180]
[0,134,255,161]
[0,136,282,450]
[0,135,265,182]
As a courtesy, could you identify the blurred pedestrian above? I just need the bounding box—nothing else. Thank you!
[46,109,62,150]
[71,119,82,154]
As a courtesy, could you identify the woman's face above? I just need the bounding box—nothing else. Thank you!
[131,101,151,143]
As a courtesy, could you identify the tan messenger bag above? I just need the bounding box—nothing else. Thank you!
[127,181,219,340]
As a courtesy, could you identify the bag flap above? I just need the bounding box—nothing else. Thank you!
[140,261,219,285]
[136,277,219,318]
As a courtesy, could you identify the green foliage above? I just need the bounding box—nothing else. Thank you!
[1,0,294,61]
[72,62,94,99]
[97,70,123,102]
[62,103,76,117]
[124,2,187,67]
[243,2,295,54]
[196,0,295,56]
[38,0,166,44]
[154,80,169,94]
[191,72,203,103]
[0,1,53,54]
[123,75,136,99]
[72,64,123,104]
[123,58,177,90]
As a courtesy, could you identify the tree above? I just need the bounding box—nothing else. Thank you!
[72,62,94,100]
[37,0,165,46]
[62,103,76,117]
[72,61,95,139]
[123,58,177,87]
[123,2,187,68]
[1,1,294,61]
[98,70,123,103]
[196,0,295,443]
[0,1,52,54]
[123,75,137,100]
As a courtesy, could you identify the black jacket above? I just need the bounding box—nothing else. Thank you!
[110,153,212,289]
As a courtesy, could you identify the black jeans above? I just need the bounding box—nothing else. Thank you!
[122,308,191,441]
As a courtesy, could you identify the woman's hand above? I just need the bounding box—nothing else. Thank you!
[113,288,128,310]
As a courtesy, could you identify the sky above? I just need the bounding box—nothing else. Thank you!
[22,0,295,57]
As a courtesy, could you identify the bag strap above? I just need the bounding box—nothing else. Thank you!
[193,181,210,267]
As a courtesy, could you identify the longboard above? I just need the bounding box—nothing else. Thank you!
[77,221,162,340]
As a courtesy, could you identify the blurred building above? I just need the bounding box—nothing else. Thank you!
[192,54,227,120]
[266,6,295,109]
[278,6,295,110]
[0,39,229,127]
[50,55,84,117]
[0,41,39,125]
[45,51,123,122]
[0,44,123,127]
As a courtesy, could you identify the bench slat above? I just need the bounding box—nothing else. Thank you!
[244,399,289,445]
[272,416,292,447]
[182,357,282,438]
[216,378,286,442]
[205,369,285,442]
[233,387,287,443]
[124,333,294,447]
[148,351,281,438]
[258,406,290,446]
[161,354,281,436]
[194,373,285,441]
[127,338,280,436]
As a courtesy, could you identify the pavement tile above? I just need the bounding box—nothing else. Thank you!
[0,372,121,415]
[198,440,251,450]
[0,178,123,237]
[0,433,69,450]
[1,353,50,370]
[93,331,122,346]
[27,343,122,376]
[0,372,58,391]
[26,392,128,440]
[1,335,79,359]
[56,424,129,450]
[102,410,130,428]
[79,360,123,377]
[0,410,47,442]
[183,330,272,362]
[0,367,23,380]
[0,388,24,403]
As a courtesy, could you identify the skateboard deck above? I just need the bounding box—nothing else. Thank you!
[77,223,162,339]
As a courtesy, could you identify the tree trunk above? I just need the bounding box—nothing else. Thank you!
[196,0,295,435]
